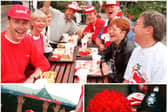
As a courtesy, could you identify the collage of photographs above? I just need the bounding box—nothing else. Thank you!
[1,0,167,112]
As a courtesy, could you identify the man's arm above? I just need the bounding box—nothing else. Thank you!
[43,101,49,112]
[53,104,61,112]
[69,21,83,40]
[76,30,83,40]
[60,108,65,112]
[95,38,104,51]
[25,38,50,83]
[101,62,109,75]
[24,68,42,83]
[43,0,61,14]
[17,95,25,112]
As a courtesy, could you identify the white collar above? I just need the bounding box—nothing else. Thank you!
[104,16,122,27]
[27,31,40,40]
[32,35,40,40]
[5,34,21,44]
[104,19,109,27]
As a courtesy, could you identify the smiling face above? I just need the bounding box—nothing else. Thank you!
[31,17,47,33]
[108,24,124,44]
[133,16,146,44]
[86,12,97,24]
[105,5,120,20]
[64,8,75,22]
[7,18,30,42]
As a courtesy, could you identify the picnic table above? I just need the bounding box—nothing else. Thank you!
[49,45,109,83]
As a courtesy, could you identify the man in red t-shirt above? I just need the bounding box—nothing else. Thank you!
[83,6,105,42]
[95,1,123,51]
[1,5,50,83]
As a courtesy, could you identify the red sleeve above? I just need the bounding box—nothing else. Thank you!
[83,22,94,33]
[25,37,50,72]
[92,18,105,41]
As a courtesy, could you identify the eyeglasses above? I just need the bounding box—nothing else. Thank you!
[134,19,144,26]
[107,27,122,32]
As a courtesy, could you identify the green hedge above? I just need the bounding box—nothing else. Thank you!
[122,1,166,21]
[87,1,166,21]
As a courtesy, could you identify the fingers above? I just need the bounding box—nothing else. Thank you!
[31,68,42,79]
[53,104,61,112]
[102,63,109,75]
[17,95,25,105]
[60,108,65,112]
[43,101,49,110]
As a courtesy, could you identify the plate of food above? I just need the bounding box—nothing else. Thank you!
[34,71,57,83]
[49,48,75,62]
[42,71,57,83]
[77,47,98,56]
[74,60,101,76]
[57,43,66,48]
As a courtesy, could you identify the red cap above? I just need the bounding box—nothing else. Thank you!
[102,0,120,7]
[66,3,78,12]
[84,6,96,13]
[127,92,145,106]
[8,5,30,20]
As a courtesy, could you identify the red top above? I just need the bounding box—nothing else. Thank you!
[1,31,50,83]
[27,33,44,53]
[101,25,110,48]
[83,18,105,41]
[101,11,122,48]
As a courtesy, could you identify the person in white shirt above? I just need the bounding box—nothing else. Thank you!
[123,11,167,84]
[42,1,82,48]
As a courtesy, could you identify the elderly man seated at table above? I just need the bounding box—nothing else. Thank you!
[96,0,134,51]
[82,6,105,44]
[101,18,135,83]
[42,1,82,48]
[123,11,168,83]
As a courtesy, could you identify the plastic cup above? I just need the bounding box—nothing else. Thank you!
[92,54,101,69]
[63,33,69,42]
[76,69,89,83]
[81,38,87,49]
[73,35,78,46]
[92,48,98,55]
[87,33,92,40]
[65,43,73,55]
[101,33,110,42]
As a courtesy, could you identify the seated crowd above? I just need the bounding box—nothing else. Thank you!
[1,0,167,83]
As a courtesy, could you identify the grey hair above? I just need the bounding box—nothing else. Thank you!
[139,11,166,41]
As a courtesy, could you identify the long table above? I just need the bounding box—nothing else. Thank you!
[49,46,109,83]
